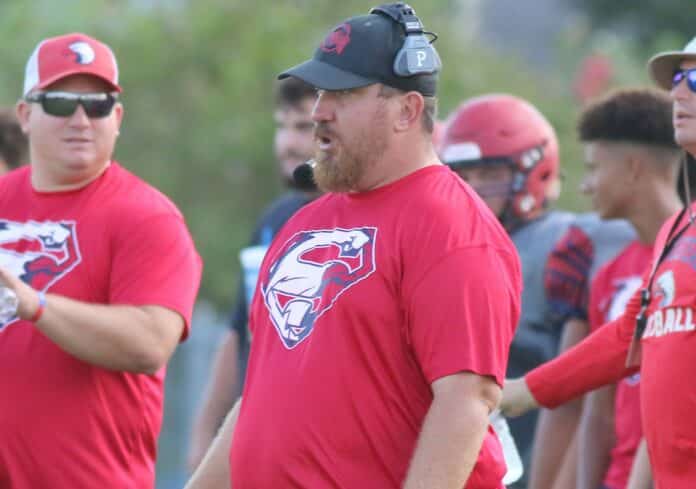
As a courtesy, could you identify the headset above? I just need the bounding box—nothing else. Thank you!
[369,3,441,77]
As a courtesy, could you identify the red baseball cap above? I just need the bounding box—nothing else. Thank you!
[23,33,121,96]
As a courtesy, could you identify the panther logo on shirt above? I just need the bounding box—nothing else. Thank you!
[0,220,82,330]
[261,227,377,349]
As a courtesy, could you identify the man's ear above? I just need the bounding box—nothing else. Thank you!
[394,91,424,133]
[15,99,31,134]
[626,152,645,185]
[113,102,124,133]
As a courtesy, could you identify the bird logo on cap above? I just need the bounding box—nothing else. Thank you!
[320,23,351,55]
[68,41,95,65]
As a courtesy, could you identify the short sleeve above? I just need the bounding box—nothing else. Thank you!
[109,214,202,340]
[407,245,521,387]
[544,225,595,322]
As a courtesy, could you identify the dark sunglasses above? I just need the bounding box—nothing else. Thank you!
[672,68,696,91]
[24,91,118,118]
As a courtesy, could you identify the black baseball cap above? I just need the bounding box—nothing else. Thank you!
[278,9,439,96]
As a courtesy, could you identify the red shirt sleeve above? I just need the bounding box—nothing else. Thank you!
[109,214,203,340]
[407,245,521,387]
[525,279,643,407]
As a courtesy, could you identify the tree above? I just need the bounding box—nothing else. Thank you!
[569,0,696,48]
[0,0,596,307]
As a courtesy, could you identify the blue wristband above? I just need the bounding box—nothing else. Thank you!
[30,291,46,323]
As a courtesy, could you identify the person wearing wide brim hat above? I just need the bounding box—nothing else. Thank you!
[648,37,696,90]
[500,35,696,489]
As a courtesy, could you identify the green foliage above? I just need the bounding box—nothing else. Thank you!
[0,0,626,308]
[569,0,696,49]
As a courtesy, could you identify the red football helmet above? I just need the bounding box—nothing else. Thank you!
[440,94,560,225]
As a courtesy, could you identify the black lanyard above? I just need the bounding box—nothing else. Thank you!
[633,207,694,340]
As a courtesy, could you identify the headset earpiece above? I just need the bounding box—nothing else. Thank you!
[370,3,441,78]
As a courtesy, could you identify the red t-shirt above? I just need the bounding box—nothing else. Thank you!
[526,206,696,489]
[588,241,651,489]
[0,163,202,488]
[230,165,522,489]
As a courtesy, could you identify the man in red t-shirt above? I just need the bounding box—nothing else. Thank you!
[187,4,521,489]
[0,33,202,488]
[499,38,696,489]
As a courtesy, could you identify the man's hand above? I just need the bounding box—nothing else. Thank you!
[499,377,539,417]
[0,266,40,320]
[186,398,242,489]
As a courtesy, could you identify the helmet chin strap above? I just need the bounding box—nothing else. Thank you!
[499,189,548,233]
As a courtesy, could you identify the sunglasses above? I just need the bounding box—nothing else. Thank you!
[24,91,118,118]
[672,68,696,92]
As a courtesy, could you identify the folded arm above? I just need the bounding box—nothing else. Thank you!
[1,266,184,374]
